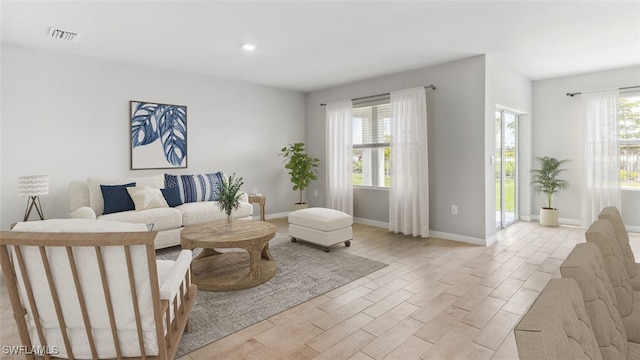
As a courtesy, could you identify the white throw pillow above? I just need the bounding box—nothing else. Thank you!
[127,186,169,211]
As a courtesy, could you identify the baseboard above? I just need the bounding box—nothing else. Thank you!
[528,216,640,232]
[529,215,582,227]
[627,225,640,234]
[428,230,488,246]
[353,217,389,229]
[263,212,291,221]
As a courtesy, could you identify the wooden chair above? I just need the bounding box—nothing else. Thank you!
[0,219,197,359]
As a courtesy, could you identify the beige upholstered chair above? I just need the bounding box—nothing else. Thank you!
[599,206,640,290]
[560,243,640,359]
[514,278,602,360]
[0,219,197,359]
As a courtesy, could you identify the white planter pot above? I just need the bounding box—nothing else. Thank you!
[293,203,309,211]
[539,208,559,227]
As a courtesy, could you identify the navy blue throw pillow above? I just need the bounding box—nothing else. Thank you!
[161,187,183,207]
[101,182,136,214]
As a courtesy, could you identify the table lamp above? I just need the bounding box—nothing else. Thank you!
[18,175,49,221]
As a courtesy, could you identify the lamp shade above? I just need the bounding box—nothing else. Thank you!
[18,175,49,197]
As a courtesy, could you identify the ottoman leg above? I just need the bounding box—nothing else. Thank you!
[324,247,330,253]
[291,237,297,243]
[345,240,351,247]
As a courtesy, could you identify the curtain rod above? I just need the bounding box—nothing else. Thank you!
[320,85,436,106]
[566,85,640,97]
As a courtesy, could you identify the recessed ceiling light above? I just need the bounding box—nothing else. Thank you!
[242,43,257,51]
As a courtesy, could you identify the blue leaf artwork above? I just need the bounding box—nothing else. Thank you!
[130,101,187,169]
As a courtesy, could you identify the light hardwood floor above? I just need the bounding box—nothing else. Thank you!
[2,219,639,359]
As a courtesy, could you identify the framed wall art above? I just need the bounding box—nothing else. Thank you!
[130,100,187,169]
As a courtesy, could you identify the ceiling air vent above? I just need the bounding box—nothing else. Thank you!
[48,27,79,42]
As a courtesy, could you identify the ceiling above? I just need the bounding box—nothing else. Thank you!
[2,1,639,92]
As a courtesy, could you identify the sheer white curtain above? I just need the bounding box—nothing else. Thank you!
[326,100,353,215]
[389,87,429,237]
[581,89,621,227]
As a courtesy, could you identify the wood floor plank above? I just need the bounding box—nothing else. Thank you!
[360,317,426,360]
[307,312,375,353]
[473,310,521,350]
[420,322,480,360]
[382,335,432,360]
[312,330,376,360]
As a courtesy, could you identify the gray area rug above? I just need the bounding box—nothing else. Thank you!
[156,232,387,357]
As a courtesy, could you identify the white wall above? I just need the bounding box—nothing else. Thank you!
[0,44,305,229]
[485,55,533,241]
[305,56,491,245]
[532,66,640,230]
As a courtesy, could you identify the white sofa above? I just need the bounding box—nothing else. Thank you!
[68,174,253,249]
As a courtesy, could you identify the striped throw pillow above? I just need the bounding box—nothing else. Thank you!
[164,172,224,203]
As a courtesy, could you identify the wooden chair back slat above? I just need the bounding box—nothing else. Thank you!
[124,245,147,360]
[65,247,98,359]
[94,246,122,359]
[0,245,34,359]
[145,245,168,360]
[39,246,74,360]
[13,246,49,358]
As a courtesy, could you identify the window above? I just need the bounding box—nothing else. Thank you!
[352,103,391,187]
[619,94,640,188]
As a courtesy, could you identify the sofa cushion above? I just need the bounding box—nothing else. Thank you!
[599,207,638,291]
[585,220,636,335]
[127,186,169,211]
[288,207,353,232]
[101,183,136,215]
[178,201,253,227]
[99,207,182,231]
[560,243,629,358]
[161,187,183,207]
[514,278,602,360]
[88,175,164,216]
[164,172,223,203]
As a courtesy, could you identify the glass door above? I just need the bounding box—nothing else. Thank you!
[496,110,519,229]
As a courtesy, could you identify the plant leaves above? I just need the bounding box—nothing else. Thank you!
[157,105,187,166]
[131,102,187,166]
[131,102,160,146]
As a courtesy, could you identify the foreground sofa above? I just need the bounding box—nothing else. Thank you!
[1,219,197,359]
[68,173,253,249]
[515,207,640,359]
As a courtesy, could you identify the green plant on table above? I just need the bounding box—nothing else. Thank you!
[215,173,244,217]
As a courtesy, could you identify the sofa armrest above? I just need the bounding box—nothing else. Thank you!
[159,250,192,301]
[239,191,249,203]
[69,206,97,220]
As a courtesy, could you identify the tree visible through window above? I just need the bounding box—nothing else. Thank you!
[353,104,391,187]
[620,94,640,188]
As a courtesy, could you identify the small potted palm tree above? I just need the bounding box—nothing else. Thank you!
[280,143,320,210]
[530,156,570,227]
[214,173,244,231]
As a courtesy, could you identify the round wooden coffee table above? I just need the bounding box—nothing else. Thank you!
[181,220,276,291]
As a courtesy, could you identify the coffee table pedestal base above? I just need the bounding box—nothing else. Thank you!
[191,249,276,292]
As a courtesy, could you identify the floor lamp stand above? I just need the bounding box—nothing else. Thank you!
[23,196,45,221]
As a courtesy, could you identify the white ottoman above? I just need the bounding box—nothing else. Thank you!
[288,207,353,252]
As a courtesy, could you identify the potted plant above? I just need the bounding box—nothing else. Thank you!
[214,173,244,231]
[530,156,570,227]
[280,143,320,210]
